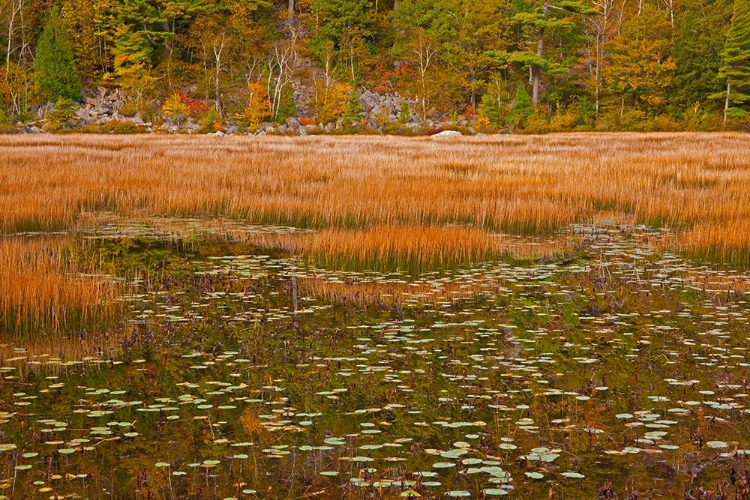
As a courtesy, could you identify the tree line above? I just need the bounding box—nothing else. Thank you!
[1,0,749,132]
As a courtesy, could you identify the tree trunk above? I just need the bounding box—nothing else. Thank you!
[5,0,23,79]
[532,0,549,107]
[724,82,731,127]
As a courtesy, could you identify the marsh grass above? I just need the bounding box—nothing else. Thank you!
[0,133,746,242]
[678,220,750,267]
[0,237,122,340]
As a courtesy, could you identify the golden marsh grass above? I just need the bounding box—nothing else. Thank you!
[1,133,748,239]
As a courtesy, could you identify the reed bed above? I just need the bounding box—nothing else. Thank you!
[299,225,500,273]
[679,219,750,267]
[0,237,122,338]
[2,133,748,238]
[293,225,574,273]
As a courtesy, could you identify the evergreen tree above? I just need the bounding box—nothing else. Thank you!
[341,86,363,128]
[509,83,533,127]
[33,9,81,103]
[311,0,372,54]
[479,93,502,126]
[719,0,750,123]
[509,0,594,107]
[671,0,731,114]
[398,99,411,124]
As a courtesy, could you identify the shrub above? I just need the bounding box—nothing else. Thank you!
[398,100,411,124]
[201,108,222,133]
[341,87,363,129]
[45,98,78,131]
[99,120,139,134]
[478,94,501,126]
[161,92,190,124]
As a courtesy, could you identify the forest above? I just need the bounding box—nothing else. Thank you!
[1,0,749,132]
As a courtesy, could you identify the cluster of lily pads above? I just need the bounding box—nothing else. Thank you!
[1,220,749,499]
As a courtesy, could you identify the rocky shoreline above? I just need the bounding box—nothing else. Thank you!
[16,87,482,136]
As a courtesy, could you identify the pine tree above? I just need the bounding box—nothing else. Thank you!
[33,9,81,104]
[671,0,731,113]
[510,0,595,107]
[719,0,750,123]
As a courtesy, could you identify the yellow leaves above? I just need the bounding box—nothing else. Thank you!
[605,5,674,111]
[236,80,271,131]
[161,92,189,119]
[59,0,107,80]
[313,80,351,124]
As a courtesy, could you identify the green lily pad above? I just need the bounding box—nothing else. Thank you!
[483,489,509,496]
[561,471,585,479]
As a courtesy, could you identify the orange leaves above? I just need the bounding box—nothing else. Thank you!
[313,80,351,124]
[237,81,272,131]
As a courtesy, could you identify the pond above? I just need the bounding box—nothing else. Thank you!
[1,219,749,499]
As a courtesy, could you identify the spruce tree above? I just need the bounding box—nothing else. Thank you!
[719,0,750,123]
[509,84,533,128]
[33,10,82,104]
[341,87,363,129]
[479,94,501,126]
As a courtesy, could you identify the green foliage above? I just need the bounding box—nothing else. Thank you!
[509,84,533,128]
[201,107,222,133]
[671,0,731,112]
[33,10,82,104]
[478,93,501,126]
[341,87,363,128]
[60,0,113,81]
[719,0,750,117]
[274,86,297,124]
[99,120,140,134]
[398,100,411,124]
[606,5,675,115]
[45,98,78,131]
[0,0,742,130]
[508,0,592,106]
[311,0,372,62]
[0,100,10,126]
[570,97,595,129]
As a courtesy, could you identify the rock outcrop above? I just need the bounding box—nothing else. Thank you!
[19,86,475,136]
